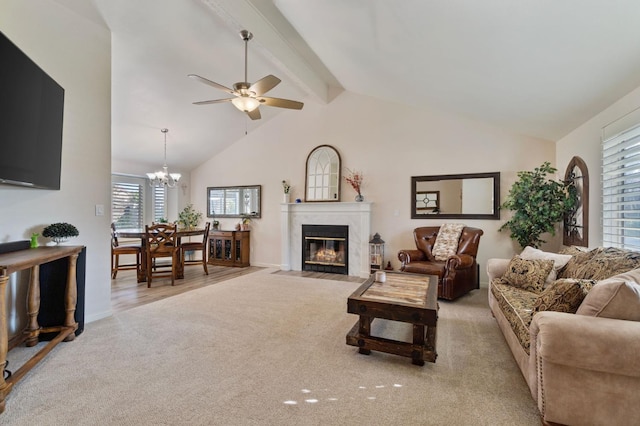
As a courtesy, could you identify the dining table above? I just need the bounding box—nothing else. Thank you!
[115,227,207,283]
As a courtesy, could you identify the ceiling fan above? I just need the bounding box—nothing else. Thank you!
[188,30,303,120]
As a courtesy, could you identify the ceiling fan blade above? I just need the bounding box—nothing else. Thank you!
[259,97,304,110]
[249,75,281,96]
[188,74,235,95]
[246,108,261,120]
[193,98,234,105]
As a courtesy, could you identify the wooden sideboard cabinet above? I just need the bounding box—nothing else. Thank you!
[208,230,250,267]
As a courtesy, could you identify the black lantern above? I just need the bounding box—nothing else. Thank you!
[369,232,385,273]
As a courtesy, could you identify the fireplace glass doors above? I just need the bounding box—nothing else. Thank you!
[302,225,348,274]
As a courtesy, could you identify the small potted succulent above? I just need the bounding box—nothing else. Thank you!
[42,222,79,245]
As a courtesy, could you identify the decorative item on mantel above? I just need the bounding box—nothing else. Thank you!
[282,180,291,203]
[369,232,385,273]
[42,222,79,245]
[345,168,364,202]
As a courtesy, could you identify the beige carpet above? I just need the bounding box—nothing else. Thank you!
[4,269,539,425]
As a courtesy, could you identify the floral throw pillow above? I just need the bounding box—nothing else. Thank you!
[502,256,554,293]
[533,278,595,314]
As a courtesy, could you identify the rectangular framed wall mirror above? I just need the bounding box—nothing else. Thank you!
[207,185,261,218]
[411,172,500,220]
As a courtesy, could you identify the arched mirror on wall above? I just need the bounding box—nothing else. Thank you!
[563,156,589,246]
[305,145,341,202]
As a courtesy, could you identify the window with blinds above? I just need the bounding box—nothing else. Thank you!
[152,185,167,222]
[112,181,143,229]
[602,124,640,251]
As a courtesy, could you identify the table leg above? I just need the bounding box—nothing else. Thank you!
[25,265,41,347]
[63,253,78,342]
[138,240,147,283]
[412,324,426,366]
[176,236,185,279]
[358,316,372,355]
[0,269,10,413]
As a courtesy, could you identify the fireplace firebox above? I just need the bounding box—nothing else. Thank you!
[302,225,349,274]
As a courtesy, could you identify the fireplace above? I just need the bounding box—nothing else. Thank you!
[302,225,348,274]
[281,201,371,277]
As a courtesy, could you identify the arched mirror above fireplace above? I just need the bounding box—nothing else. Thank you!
[305,145,341,202]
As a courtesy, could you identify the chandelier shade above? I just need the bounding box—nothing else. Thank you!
[148,128,181,188]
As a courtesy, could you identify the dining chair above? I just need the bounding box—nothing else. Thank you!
[180,222,210,275]
[145,222,179,287]
[110,222,142,279]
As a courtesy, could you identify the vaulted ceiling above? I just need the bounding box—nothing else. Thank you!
[58,0,640,172]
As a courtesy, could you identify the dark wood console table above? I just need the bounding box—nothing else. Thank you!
[208,230,250,267]
[0,245,83,414]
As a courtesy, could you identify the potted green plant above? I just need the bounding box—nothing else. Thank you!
[42,222,79,245]
[240,214,253,231]
[178,204,203,230]
[499,162,577,249]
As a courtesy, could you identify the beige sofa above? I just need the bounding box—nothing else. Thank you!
[487,247,640,426]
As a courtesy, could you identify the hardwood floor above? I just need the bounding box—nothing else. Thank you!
[111,266,366,313]
[111,265,265,313]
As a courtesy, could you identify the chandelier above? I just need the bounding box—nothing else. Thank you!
[147,128,181,188]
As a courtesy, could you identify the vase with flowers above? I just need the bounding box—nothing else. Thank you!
[345,169,364,202]
[282,180,291,203]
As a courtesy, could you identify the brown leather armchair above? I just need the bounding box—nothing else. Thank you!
[398,226,484,300]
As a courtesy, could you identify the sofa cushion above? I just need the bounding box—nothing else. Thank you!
[558,247,640,280]
[557,247,602,279]
[401,261,445,277]
[502,256,554,293]
[576,279,640,321]
[533,278,594,314]
[491,280,538,354]
[520,246,572,285]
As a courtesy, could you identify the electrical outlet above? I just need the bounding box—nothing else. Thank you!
[95,204,104,216]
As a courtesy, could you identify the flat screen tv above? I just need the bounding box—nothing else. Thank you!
[0,31,65,190]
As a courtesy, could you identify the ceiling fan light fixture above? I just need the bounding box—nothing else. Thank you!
[232,96,260,112]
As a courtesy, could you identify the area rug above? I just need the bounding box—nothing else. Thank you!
[4,268,539,425]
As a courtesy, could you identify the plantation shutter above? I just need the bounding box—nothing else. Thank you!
[112,181,143,229]
[602,123,640,250]
[153,185,167,222]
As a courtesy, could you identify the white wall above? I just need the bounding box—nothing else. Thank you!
[0,0,112,322]
[557,84,640,248]
[190,91,557,284]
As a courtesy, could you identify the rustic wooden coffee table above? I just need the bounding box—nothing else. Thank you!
[346,272,438,365]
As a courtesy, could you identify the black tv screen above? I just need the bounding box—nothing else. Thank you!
[0,31,65,190]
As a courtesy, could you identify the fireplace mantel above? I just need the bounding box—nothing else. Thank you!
[281,202,372,277]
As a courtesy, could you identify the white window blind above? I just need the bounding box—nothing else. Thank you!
[112,181,143,229]
[602,123,640,251]
[153,185,167,222]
